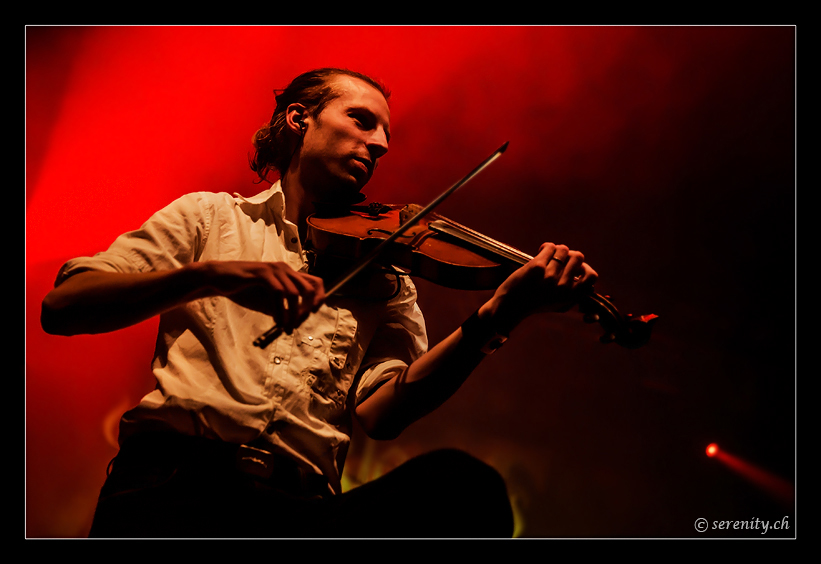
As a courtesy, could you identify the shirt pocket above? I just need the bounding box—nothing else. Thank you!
[296,305,358,424]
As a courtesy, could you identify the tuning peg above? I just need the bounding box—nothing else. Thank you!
[599,333,617,344]
[583,313,600,324]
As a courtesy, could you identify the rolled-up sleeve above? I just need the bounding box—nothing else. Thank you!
[354,276,428,405]
[54,193,213,286]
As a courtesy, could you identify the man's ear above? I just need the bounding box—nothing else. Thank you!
[286,103,308,135]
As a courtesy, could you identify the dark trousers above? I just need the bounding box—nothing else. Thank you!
[88,434,514,538]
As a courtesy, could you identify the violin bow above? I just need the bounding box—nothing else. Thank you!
[253,142,510,348]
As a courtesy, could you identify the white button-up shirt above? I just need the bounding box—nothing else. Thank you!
[55,183,428,494]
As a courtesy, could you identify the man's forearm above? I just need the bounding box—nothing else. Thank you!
[355,300,510,440]
[40,264,213,336]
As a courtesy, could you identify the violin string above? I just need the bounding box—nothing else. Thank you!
[428,217,532,265]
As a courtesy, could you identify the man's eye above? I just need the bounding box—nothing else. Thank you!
[351,113,369,127]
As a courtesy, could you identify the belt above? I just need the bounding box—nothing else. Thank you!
[115,432,330,498]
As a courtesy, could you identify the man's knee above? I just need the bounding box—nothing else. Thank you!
[405,448,514,537]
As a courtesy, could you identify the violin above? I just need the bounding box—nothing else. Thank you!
[253,142,658,349]
[305,203,658,349]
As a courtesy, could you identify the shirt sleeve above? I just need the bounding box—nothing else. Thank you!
[354,275,428,405]
[54,193,214,286]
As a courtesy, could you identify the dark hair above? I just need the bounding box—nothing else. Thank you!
[249,68,391,183]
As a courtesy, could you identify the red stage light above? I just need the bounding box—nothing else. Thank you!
[706,443,719,457]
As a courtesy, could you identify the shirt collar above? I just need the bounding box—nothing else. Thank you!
[233,180,286,218]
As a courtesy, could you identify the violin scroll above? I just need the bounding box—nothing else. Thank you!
[579,293,659,349]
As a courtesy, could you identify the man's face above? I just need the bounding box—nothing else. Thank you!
[297,75,391,202]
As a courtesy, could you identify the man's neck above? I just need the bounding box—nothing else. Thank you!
[280,172,315,243]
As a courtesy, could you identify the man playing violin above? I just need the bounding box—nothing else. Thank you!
[41,68,597,538]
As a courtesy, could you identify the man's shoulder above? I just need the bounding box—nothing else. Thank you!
[161,191,247,217]
[176,190,239,205]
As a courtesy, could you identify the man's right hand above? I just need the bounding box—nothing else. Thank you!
[201,261,325,333]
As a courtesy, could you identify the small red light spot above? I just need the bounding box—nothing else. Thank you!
[706,443,719,457]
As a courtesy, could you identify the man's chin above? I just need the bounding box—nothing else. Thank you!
[311,182,366,207]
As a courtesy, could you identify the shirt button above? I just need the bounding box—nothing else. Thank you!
[274,357,281,364]
[308,335,313,341]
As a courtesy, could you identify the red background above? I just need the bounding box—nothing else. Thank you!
[25,26,795,537]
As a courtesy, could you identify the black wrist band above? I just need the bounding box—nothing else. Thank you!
[460,309,509,355]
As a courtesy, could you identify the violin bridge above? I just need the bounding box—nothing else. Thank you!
[400,204,425,225]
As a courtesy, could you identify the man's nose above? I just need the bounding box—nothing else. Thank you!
[368,128,389,159]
